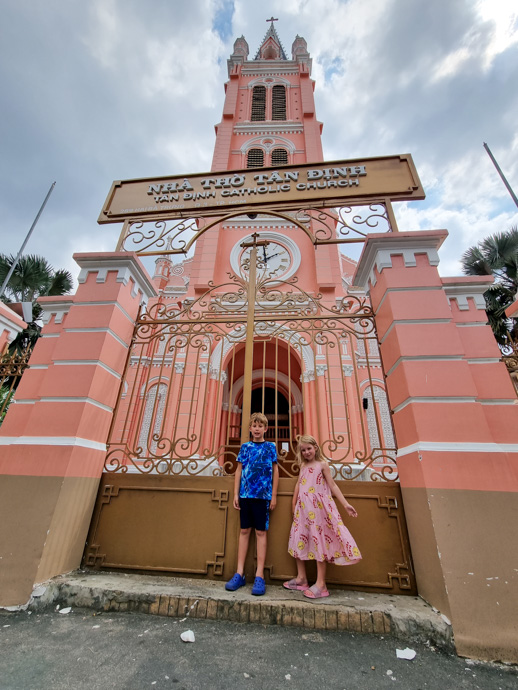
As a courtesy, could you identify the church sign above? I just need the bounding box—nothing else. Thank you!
[98,154,424,223]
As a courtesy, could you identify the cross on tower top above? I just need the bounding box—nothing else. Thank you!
[266,16,278,24]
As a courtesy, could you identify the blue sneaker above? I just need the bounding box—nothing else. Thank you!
[251,576,266,596]
[225,573,246,591]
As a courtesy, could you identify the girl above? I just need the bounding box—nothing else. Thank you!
[284,435,361,599]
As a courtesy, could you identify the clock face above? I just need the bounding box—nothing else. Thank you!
[240,240,292,279]
[230,232,301,283]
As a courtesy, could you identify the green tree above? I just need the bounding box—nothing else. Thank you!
[461,227,518,347]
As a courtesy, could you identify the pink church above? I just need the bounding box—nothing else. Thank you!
[1,21,517,664]
[108,23,395,479]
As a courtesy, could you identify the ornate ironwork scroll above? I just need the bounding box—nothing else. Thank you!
[117,203,396,257]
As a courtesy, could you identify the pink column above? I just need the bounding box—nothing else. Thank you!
[0,252,156,606]
[353,231,518,662]
[200,373,217,452]
[302,374,317,437]
[219,403,229,449]
[342,365,364,461]
[315,364,331,442]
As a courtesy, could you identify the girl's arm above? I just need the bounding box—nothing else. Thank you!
[321,462,358,517]
[292,477,300,513]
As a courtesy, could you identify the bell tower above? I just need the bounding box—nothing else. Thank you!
[189,21,344,299]
[212,21,321,172]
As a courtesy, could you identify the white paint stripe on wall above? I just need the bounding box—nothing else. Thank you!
[54,360,121,379]
[39,397,113,412]
[64,327,129,349]
[397,441,518,457]
[0,436,107,451]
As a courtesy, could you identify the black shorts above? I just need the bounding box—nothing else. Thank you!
[239,498,270,531]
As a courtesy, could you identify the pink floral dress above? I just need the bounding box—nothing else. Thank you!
[288,462,362,565]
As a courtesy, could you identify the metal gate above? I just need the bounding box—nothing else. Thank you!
[84,211,416,594]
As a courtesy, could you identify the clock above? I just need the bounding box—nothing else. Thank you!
[230,232,301,283]
[239,240,291,279]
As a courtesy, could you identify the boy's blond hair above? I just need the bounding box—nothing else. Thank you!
[249,412,268,428]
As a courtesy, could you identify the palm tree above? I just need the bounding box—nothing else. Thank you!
[461,227,518,347]
[0,254,73,352]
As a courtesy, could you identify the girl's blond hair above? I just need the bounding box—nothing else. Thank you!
[296,434,325,465]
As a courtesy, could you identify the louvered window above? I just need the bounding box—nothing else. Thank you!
[251,86,266,121]
[271,148,288,166]
[272,85,286,120]
[247,148,264,168]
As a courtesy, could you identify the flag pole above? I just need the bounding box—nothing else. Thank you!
[483,143,518,209]
[0,182,56,299]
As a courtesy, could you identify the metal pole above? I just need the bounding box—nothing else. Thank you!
[240,242,259,446]
[0,181,56,300]
[483,143,518,209]
[239,233,268,445]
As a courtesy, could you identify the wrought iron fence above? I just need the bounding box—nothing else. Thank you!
[0,346,31,423]
[501,334,518,396]
[104,250,397,481]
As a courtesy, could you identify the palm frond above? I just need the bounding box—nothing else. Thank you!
[463,228,518,345]
[461,246,492,276]
[45,269,73,296]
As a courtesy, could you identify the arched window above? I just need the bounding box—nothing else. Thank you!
[271,148,288,166]
[271,85,286,120]
[247,148,264,168]
[138,383,168,455]
[251,85,266,121]
[364,385,396,453]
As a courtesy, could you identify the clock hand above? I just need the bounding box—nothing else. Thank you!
[264,252,283,261]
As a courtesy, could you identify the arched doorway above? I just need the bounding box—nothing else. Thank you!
[251,385,291,440]
[220,338,304,450]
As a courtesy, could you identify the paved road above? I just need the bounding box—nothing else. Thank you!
[0,609,516,690]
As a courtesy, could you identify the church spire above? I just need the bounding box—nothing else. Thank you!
[255,17,287,60]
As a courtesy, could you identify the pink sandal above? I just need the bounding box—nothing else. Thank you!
[283,578,309,591]
[303,584,329,599]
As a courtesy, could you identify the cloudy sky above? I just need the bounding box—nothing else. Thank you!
[1,0,517,284]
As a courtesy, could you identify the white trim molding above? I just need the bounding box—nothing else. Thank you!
[54,360,121,379]
[397,441,518,458]
[0,436,107,451]
[64,327,129,349]
[39,299,74,325]
[442,280,491,311]
[39,397,114,413]
[392,396,477,413]
[353,230,448,291]
[74,253,157,303]
[0,306,27,341]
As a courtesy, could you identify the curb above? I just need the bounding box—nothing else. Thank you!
[29,572,454,652]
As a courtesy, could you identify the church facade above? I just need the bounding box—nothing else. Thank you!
[110,23,395,479]
[1,22,517,664]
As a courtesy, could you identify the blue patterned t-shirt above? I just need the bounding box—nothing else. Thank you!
[238,441,277,500]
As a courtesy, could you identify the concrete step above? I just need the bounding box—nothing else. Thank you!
[29,571,454,652]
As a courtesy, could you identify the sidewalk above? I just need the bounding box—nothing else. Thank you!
[2,608,517,690]
[27,571,453,651]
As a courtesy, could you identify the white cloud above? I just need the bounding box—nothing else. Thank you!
[0,0,517,286]
[476,0,518,67]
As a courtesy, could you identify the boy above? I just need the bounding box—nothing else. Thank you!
[225,412,279,596]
